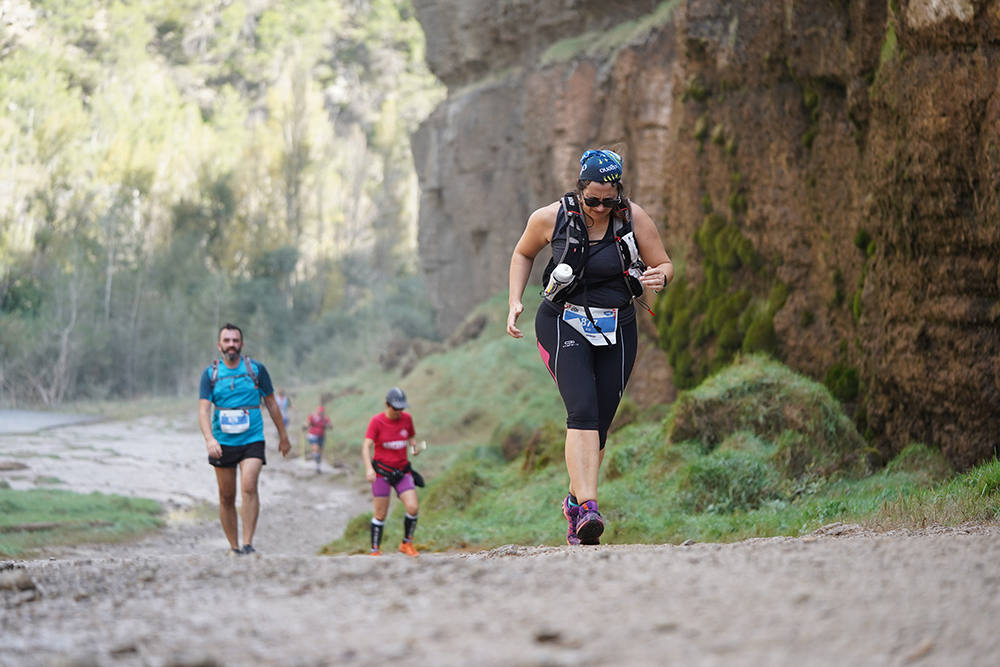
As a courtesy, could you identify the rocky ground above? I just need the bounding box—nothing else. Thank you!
[2,414,999,666]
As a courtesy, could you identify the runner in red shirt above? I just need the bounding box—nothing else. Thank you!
[304,406,331,473]
[362,387,421,556]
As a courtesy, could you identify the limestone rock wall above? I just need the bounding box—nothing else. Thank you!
[411,0,1000,468]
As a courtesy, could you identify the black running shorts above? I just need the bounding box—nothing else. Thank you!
[208,441,267,467]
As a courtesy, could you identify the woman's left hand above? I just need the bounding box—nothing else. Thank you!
[639,267,668,292]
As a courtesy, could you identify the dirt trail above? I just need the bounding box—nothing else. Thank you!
[2,415,1000,666]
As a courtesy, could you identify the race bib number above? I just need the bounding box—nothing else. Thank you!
[218,409,250,434]
[563,304,618,346]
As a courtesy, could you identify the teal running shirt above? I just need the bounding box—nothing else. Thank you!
[199,357,274,446]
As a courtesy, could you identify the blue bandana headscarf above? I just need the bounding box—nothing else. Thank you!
[579,149,623,183]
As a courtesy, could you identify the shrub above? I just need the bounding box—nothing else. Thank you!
[422,454,497,512]
[676,449,781,513]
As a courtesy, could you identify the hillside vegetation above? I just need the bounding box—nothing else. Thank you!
[0,0,444,405]
[317,291,1000,553]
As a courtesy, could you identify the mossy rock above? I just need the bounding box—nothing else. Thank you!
[885,443,953,483]
[666,355,868,478]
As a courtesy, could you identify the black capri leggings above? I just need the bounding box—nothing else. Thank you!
[534,301,638,448]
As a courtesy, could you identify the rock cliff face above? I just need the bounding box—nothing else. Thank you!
[411,0,1000,469]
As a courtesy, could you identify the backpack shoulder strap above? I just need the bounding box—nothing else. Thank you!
[561,192,584,228]
[210,359,220,390]
[244,356,259,390]
[612,197,633,235]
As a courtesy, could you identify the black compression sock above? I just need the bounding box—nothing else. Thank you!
[370,519,384,550]
[404,513,418,541]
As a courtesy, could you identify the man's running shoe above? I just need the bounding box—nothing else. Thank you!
[562,495,581,546]
[398,541,419,557]
[229,547,243,557]
[575,500,604,545]
[241,544,257,555]
[369,549,382,556]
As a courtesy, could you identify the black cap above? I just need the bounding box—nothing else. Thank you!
[386,387,408,410]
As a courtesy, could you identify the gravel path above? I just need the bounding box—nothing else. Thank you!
[2,414,999,666]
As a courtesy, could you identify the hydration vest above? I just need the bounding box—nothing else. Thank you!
[208,356,261,410]
[541,192,647,305]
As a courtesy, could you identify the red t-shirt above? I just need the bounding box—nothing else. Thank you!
[307,413,331,436]
[365,411,415,469]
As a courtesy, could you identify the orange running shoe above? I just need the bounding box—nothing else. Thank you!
[398,541,419,557]
[369,549,382,556]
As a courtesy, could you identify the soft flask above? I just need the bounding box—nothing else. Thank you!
[544,263,574,298]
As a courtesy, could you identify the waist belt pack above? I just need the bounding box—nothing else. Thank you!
[372,459,425,487]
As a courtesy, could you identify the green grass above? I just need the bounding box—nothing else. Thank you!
[0,488,164,557]
[301,288,563,479]
[321,348,998,554]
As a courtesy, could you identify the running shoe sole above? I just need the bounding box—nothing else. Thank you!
[575,511,604,545]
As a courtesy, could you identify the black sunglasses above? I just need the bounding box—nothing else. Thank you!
[583,196,620,208]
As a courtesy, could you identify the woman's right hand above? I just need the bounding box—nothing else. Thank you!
[506,302,524,338]
[365,466,376,483]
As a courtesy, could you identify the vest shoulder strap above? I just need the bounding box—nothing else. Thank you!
[209,356,259,391]
[243,356,259,390]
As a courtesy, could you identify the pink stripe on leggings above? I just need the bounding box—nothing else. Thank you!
[537,340,556,381]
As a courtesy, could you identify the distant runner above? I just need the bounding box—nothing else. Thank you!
[198,323,291,556]
[362,387,422,556]
[275,388,292,428]
[305,405,332,474]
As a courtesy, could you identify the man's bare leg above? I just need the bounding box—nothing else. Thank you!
[214,467,239,549]
[238,457,263,547]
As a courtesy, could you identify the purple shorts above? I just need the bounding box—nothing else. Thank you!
[371,472,415,498]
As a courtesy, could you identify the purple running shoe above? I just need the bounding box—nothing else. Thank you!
[575,500,604,545]
[562,495,581,546]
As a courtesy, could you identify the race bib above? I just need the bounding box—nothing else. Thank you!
[563,304,618,346]
[218,409,250,434]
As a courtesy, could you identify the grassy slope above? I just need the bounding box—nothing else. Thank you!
[320,294,1000,554]
[293,289,564,477]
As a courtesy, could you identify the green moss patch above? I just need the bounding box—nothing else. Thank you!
[655,213,783,388]
[666,355,869,478]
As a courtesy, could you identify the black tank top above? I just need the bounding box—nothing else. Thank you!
[548,217,636,323]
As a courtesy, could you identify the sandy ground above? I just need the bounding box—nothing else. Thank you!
[2,413,1000,666]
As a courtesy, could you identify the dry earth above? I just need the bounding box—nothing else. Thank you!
[2,413,1000,666]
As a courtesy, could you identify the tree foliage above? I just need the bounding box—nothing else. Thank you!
[0,0,445,405]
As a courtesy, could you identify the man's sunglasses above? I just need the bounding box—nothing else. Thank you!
[583,196,620,208]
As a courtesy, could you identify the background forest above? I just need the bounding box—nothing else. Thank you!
[0,0,444,405]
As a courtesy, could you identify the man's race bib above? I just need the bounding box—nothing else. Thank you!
[218,409,250,434]
[563,304,618,346]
